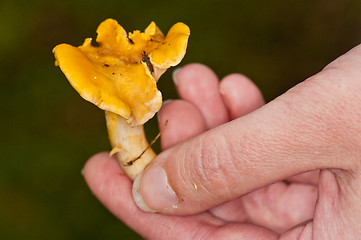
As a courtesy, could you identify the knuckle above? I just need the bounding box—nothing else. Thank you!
[193,132,239,199]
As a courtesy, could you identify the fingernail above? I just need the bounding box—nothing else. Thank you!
[162,99,173,107]
[172,67,181,85]
[132,172,156,212]
[157,99,173,121]
[219,88,231,110]
[132,166,178,212]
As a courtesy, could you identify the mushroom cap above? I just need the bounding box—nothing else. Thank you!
[53,19,190,126]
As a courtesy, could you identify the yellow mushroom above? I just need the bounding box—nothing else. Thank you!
[53,19,190,180]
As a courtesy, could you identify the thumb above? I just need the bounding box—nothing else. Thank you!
[133,45,361,215]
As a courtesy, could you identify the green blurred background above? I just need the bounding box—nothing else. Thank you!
[1,0,361,239]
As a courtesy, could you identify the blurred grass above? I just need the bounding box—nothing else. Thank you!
[1,0,361,239]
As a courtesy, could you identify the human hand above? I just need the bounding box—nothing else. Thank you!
[84,44,361,239]
[83,63,283,239]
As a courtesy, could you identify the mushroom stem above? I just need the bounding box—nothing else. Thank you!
[105,111,156,180]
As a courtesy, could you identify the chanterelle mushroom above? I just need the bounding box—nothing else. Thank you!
[53,18,190,180]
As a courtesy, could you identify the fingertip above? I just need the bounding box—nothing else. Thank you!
[173,63,214,85]
[158,99,207,150]
[173,63,229,128]
[84,151,120,172]
[85,151,112,164]
[220,73,265,119]
[172,67,182,85]
[83,152,128,197]
[83,152,113,179]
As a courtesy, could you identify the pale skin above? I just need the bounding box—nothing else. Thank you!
[83,44,361,239]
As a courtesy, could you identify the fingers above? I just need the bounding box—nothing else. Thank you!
[83,152,140,222]
[158,100,207,150]
[219,72,317,185]
[133,44,361,215]
[241,182,317,233]
[173,63,229,128]
[159,70,265,150]
[134,90,329,215]
[83,153,216,239]
[219,73,265,120]
[210,182,317,234]
[83,153,278,240]
[172,64,265,127]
